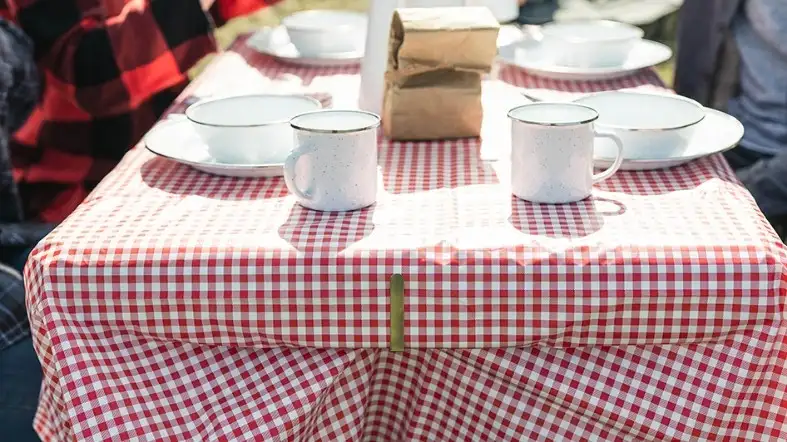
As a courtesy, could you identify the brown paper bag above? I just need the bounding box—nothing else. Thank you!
[383,70,483,140]
[387,7,500,77]
[382,7,500,141]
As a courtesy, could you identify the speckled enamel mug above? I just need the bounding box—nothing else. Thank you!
[508,102,624,204]
[285,109,381,211]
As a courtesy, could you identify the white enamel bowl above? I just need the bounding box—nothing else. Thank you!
[574,91,706,160]
[282,10,367,57]
[540,20,644,68]
[185,94,322,165]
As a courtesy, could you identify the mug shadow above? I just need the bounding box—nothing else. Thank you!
[277,203,376,254]
[140,157,288,201]
[508,195,627,239]
[591,196,627,216]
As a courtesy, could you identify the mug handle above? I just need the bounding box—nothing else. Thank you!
[592,131,625,184]
[283,144,315,201]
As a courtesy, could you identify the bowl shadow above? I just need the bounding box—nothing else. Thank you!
[140,157,288,201]
[592,155,741,196]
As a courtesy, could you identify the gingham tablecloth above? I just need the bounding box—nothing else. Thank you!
[26,35,787,441]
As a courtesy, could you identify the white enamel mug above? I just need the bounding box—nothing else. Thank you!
[285,109,381,212]
[508,102,624,204]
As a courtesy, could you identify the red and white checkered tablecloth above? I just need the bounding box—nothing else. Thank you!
[26,35,787,441]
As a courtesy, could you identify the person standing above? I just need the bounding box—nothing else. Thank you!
[674,0,787,227]
[1,0,282,224]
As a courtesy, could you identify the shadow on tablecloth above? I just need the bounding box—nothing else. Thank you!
[509,195,627,239]
[139,157,288,201]
[277,203,376,254]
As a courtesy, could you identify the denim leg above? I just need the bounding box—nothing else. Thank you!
[723,145,772,171]
[0,245,35,274]
[738,150,787,221]
[0,336,42,441]
[0,225,51,441]
[517,0,559,25]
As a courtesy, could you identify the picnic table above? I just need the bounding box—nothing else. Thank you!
[26,34,787,441]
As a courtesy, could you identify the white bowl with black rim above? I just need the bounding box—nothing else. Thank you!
[574,91,706,161]
[185,94,322,165]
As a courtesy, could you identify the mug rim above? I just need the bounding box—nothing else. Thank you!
[290,109,381,134]
[507,102,599,127]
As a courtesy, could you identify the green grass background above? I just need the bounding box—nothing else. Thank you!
[195,0,676,86]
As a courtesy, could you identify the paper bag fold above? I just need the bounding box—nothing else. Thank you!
[387,7,500,78]
[382,7,499,141]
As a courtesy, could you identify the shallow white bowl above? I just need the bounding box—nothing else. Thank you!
[540,20,644,68]
[574,91,706,160]
[282,10,366,57]
[185,94,322,165]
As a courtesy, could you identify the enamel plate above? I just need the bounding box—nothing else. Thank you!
[593,108,744,171]
[497,38,673,81]
[143,118,283,178]
[247,26,364,67]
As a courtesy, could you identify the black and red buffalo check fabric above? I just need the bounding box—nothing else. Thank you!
[0,0,280,223]
[24,35,787,441]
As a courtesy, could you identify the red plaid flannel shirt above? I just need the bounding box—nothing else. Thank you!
[0,0,280,223]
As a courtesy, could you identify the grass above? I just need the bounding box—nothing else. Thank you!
[655,62,675,86]
[194,0,675,85]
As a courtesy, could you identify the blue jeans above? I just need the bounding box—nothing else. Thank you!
[0,245,35,275]
[725,146,787,237]
[517,0,558,25]
[0,245,42,441]
[724,145,772,171]
[0,336,42,441]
